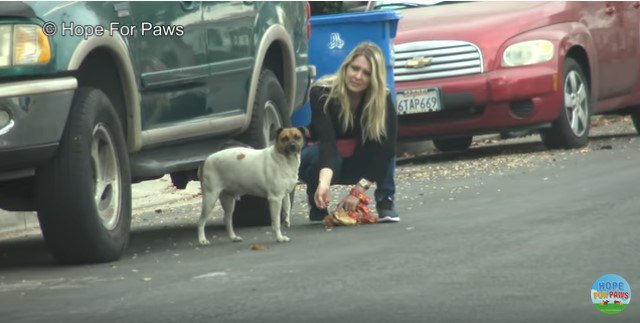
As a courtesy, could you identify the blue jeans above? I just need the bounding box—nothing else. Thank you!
[298,144,396,208]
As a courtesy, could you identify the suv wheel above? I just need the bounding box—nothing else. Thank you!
[234,69,288,227]
[36,87,131,264]
[433,136,473,152]
[239,69,288,148]
[541,58,591,149]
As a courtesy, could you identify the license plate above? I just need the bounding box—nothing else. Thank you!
[396,88,442,115]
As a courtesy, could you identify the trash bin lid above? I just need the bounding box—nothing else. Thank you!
[310,10,401,26]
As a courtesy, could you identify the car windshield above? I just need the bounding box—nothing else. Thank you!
[372,1,462,10]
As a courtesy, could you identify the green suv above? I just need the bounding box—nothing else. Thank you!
[0,1,314,264]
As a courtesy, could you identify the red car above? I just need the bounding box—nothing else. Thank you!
[376,1,640,151]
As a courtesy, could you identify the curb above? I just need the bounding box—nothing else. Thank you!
[0,211,39,236]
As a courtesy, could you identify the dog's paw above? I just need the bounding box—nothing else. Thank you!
[199,238,211,246]
[277,235,290,243]
[231,236,243,242]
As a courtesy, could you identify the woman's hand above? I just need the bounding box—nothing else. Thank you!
[314,182,331,209]
[315,168,334,209]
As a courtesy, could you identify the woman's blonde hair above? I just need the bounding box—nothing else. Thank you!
[314,42,389,143]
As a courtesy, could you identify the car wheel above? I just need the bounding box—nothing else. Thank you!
[36,87,131,264]
[540,58,591,149]
[234,69,288,227]
[432,136,473,152]
[239,69,288,148]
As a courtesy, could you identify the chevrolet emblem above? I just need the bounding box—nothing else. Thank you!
[406,56,433,68]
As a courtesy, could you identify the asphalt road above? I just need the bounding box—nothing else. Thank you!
[1,119,639,322]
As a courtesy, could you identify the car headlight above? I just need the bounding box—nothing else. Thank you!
[502,40,554,67]
[0,24,51,68]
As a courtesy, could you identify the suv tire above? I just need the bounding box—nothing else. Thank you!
[36,87,131,264]
[234,69,288,227]
[541,58,591,149]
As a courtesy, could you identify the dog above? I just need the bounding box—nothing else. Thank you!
[198,127,306,245]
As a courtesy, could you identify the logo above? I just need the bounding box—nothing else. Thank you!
[328,33,345,50]
[591,274,631,314]
[406,56,433,69]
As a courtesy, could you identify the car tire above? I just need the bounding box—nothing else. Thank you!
[432,136,473,152]
[540,58,591,149]
[36,87,131,264]
[238,69,289,149]
[234,69,288,227]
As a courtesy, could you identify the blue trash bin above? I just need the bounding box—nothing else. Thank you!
[291,10,401,127]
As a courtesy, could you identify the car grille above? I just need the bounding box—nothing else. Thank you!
[393,40,483,82]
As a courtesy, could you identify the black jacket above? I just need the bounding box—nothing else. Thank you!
[308,85,397,182]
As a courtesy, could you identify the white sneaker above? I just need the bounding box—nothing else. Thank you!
[378,215,400,223]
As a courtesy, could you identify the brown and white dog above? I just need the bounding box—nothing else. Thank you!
[198,127,306,245]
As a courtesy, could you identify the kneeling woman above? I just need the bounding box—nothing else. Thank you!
[299,42,399,223]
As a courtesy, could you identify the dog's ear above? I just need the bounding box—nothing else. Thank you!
[297,126,310,139]
[275,127,284,138]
